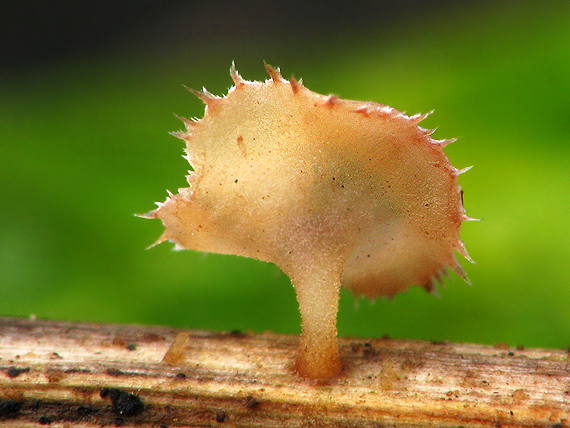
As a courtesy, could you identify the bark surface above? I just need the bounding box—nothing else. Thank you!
[0,317,568,427]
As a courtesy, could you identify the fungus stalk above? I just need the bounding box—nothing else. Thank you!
[145,64,473,380]
[291,266,343,379]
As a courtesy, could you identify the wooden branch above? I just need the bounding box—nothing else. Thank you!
[0,317,568,427]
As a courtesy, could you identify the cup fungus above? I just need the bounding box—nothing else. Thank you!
[145,64,474,380]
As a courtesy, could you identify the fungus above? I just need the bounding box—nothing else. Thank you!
[144,64,473,380]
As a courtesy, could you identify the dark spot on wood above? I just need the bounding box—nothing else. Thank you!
[508,351,514,356]
[0,400,21,417]
[234,179,238,183]
[142,333,164,342]
[246,396,260,409]
[106,368,124,377]
[400,359,417,372]
[100,388,144,417]
[363,343,379,359]
[351,343,362,353]
[77,405,94,416]
[38,415,53,425]
[126,344,137,351]
[230,330,246,338]
[216,411,227,422]
[175,372,187,379]
[112,336,126,347]
[6,366,29,378]
[46,368,65,383]
[50,352,62,359]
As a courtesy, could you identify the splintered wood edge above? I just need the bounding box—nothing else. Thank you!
[0,316,568,427]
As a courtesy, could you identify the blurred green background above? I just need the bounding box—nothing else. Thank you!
[1,1,569,348]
